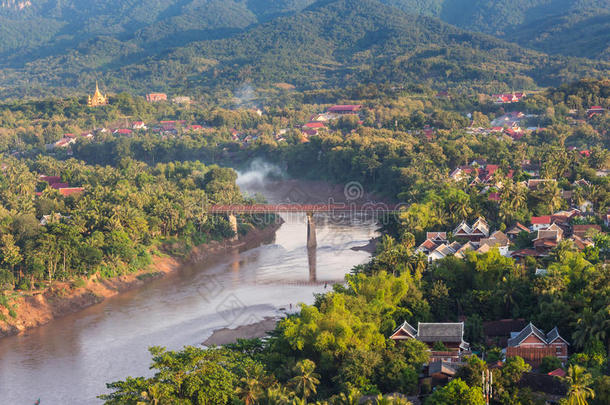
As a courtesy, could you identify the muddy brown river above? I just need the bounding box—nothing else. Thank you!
[0,175,380,403]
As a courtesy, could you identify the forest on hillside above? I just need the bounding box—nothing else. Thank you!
[0,0,607,97]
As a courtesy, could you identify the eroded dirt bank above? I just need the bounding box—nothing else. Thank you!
[0,222,282,338]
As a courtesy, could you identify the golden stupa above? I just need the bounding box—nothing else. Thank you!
[87,81,108,107]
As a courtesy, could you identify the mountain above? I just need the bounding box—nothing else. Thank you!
[507,10,610,60]
[0,0,607,97]
[379,0,610,59]
[0,0,313,61]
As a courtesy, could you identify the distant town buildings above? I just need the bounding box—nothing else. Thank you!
[492,92,526,104]
[37,175,84,197]
[146,93,168,102]
[327,104,362,114]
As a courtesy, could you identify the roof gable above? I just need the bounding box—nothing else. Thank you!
[390,321,417,340]
[546,327,569,346]
[454,221,472,235]
[508,322,549,347]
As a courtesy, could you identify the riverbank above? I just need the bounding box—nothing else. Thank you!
[203,316,280,346]
[0,221,282,338]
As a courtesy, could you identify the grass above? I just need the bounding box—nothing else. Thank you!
[0,294,17,318]
[72,278,87,288]
[136,271,163,281]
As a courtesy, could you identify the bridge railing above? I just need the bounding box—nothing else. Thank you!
[207,202,408,225]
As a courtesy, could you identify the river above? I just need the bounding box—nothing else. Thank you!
[0,176,380,404]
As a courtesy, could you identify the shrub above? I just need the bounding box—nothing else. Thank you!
[540,356,562,374]
[72,278,87,289]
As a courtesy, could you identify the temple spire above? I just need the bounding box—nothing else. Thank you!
[88,80,108,107]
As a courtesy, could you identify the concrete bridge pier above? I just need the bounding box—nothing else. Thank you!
[228,213,238,241]
[307,245,317,282]
[306,212,317,248]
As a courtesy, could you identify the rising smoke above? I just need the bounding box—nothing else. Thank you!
[236,159,286,195]
[232,84,257,109]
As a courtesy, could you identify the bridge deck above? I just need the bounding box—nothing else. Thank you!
[208,203,401,213]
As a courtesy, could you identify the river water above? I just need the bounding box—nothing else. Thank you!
[0,177,380,404]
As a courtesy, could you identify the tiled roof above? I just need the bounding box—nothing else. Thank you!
[546,327,569,345]
[548,368,566,377]
[428,361,458,376]
[426,232,447,241]
[453,221,472,235]
[328,105,362,112]
[507,222,530,234]
[508,322,547,347]
[507,323,568,347]
[417,322,464,343]
[390,321,417,339]
[531,216,551,225]
[511,248,546,257]
[420,239,438,250]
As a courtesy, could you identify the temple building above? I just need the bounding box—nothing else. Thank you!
[390,321,470,363]
[87,81,108,107]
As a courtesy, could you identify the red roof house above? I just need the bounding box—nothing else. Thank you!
[303,122,325,129]
[328,105,362,114]
[548,368,566,377]
[40,175,61,185]
[146,93,167,102]
[58,187,85,197]
[531,216,552,230]
[506,323,569,367]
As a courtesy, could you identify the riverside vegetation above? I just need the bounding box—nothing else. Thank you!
[0,156,275,320]
[0,73,607,403]
[0,0,608,403]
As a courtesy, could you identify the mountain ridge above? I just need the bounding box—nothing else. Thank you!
[0,0,607,97]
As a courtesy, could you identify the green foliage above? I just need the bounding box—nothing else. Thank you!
[433,341,449,351]
[424,378,485,405]
[99,346,260,404]
[0,156,266,293]
[540,356,563,374]
[0,0,608,97]
[563,365,596,405]
[455,355,486,387]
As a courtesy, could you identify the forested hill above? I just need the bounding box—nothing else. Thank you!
[153,0,607,91]
[1,0,608,62]
[0,0,312,59]
[383,0,610,59]
[0,0,608,97]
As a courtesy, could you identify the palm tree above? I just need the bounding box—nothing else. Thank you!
[408,252,428,275]
[432,205,449,227]
[540,181,563,213]
[565,365,595,405]
[262,384,291,405]
[509,184,527,211]
[335,388,361,405]
[289,359,320,402]
[374,394,412,405]
[235,373,264,405]
[573,307,596,350]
